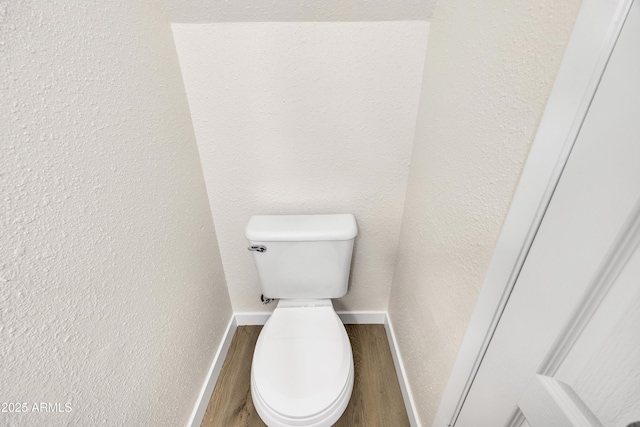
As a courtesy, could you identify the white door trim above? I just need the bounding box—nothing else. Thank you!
[431,1,634,425]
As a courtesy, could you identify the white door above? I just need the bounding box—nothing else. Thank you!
[455,1,640,426]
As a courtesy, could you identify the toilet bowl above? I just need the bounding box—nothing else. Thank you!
[245,214,358,427]
[251,300,353,427]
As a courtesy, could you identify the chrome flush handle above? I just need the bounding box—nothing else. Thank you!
[248,245,267,253]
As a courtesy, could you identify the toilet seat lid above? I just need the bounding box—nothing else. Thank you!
[252,305,352,419]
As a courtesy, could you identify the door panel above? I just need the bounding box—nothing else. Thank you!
[455,1,640,425]
[519,375,602,427]
[556,237,640,426]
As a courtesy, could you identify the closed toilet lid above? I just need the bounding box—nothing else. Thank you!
[252,305,352,419]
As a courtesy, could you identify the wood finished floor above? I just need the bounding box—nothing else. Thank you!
[201,324,410,427]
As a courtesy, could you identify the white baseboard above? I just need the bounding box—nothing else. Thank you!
[234,310,388,325]
[188,311,418,427]
[187,315,237,427]
[337,310,387,324]
[235,311,387,326]
[235,312,271,325]
[385,315,420,427]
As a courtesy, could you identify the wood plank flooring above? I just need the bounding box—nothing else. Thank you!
[201,324,410,427]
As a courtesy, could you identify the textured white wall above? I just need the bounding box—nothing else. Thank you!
[173,22,429,313]
[158,0,436,23]
[387,1,582,425]
[1,1,231,426]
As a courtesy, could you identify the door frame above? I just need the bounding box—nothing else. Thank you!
[432,1,635,426]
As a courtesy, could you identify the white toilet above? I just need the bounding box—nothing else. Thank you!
[245,214,358,427]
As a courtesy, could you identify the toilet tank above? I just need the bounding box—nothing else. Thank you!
[245,214,357,299]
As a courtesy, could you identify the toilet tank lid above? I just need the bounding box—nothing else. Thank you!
[246,214,357,241]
